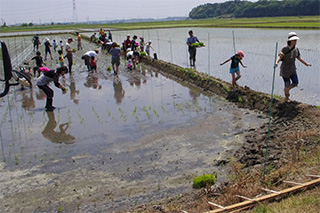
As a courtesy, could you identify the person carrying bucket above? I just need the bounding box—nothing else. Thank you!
[220,50,247,91]
[275,32,311,103]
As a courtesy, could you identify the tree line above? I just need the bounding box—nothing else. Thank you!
[189,0,320,19]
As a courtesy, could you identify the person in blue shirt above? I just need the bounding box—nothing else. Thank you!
[220,50,247,91]
[186,30,200,67]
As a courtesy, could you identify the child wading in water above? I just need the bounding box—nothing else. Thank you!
[220,50,247,91]
[58,50,64,67]
[25,51,46,77]
[90,56,97,73]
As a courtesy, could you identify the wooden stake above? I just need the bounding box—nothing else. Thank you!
[208,201,225,209]
[261,188,281,194]
[283,180,304,186]
[236,195,253,201]
[208,178,320,213]
[306,174,320,178]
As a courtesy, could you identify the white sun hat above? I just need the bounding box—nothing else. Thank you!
[288,32,299,41]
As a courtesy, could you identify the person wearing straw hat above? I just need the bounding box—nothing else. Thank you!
[275,32,311,103]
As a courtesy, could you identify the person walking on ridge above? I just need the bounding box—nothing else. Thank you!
[275,32,311,102]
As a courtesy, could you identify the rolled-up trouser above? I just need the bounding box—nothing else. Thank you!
[38,85,54,108]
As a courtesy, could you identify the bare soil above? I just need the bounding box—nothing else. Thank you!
[130,57,320,212]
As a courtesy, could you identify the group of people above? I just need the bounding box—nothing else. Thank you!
[27,35,80,111]
[27,29,311,112]
[188,30,312,102]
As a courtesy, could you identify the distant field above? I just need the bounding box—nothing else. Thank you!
[0,16,319,33]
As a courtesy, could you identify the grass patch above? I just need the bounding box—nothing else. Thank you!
[193,174,215,189]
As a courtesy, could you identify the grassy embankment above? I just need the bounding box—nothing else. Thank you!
[0,16,319,33]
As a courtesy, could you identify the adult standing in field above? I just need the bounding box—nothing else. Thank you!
[109,42,121,75]
[186,30,200,67]
[275,32,311,103]
[108,30,113,42]
[33,34,41,51]
[44,38,53,60]
[76,32,83,50]
[81,49,99,71]
[65,37,76,75]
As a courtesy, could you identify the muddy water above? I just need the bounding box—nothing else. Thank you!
[0,36,267,212]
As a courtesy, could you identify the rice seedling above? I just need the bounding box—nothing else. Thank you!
[107,109,111,117]
[92,106,103,124]
[76,110,85,124]
[153,109,159,117]
[119,107,125,117]
[14,154,19,165]
[143,106,151,119]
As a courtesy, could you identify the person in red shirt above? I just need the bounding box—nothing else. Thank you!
[123,35,131,51]
[90,56,97,73]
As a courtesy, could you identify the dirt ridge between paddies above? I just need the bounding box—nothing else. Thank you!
[130,56,320,212]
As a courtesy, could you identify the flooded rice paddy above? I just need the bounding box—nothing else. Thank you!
[0,35,267,211]
[88,28,320,106]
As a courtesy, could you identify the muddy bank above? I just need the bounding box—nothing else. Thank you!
[128,56,320,212]
[141,56,320,168]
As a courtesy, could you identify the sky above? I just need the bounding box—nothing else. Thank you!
[0,0,258,25]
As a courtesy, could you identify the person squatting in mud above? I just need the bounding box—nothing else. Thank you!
[275,32,312,103]
[36,66,68,111]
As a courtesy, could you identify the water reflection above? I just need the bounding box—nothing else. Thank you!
[42,111,75,144]
[189,88,200,101]
[36,89,46,100]
[113,76,125,104]
[21,89,35,110]
[84,73,102,89]
[69,77,79,104]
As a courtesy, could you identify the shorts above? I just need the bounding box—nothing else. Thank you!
[229,67,240,74]
[112,57,120,66]
[283,74,298,87]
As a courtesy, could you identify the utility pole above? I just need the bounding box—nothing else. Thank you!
[73,0,78,23]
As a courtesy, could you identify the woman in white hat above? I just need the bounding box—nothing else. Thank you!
[275,32,312,102]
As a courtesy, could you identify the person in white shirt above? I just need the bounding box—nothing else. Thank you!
[81,49,99,71]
